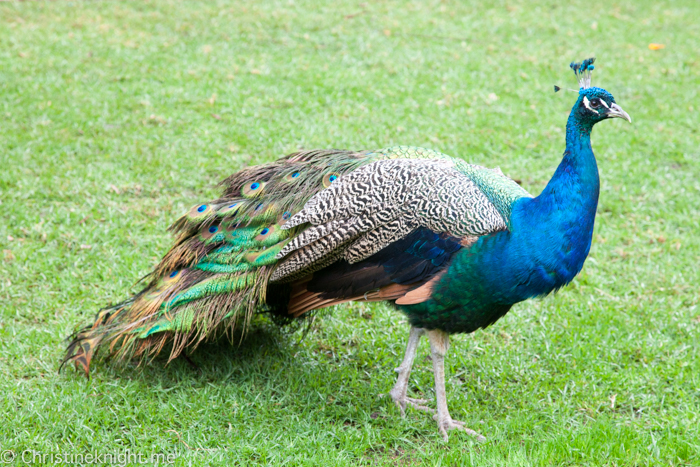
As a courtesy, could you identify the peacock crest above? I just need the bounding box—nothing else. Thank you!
[570,57,596,89]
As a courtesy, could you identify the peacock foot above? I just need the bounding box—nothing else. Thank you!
[389,391,434,417]
[433,414,486,442]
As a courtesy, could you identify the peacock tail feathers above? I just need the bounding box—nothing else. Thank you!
[63,146,531,374]
[64,149,374,371]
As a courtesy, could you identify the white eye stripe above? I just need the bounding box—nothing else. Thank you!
[600,99,610,109]
[582,95,596,112]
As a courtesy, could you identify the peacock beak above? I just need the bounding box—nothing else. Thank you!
[607,103,632,123]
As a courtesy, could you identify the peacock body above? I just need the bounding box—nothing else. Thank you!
[64,58,630,441]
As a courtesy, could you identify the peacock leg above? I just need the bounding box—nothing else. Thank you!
[427,329,486,442]
[389,326,433,416]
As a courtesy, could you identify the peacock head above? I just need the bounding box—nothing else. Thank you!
[574,87,631,126]
[556,58,631,127]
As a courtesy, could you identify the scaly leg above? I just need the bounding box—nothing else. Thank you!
[427,329,486,442]
[389,327,433,416]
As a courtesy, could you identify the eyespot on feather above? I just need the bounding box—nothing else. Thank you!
[161,269,184,286]
[242,181,265,197]
[278,210,293,225]
[187,203,212,218]
[218,202,242,215]
[322,172,339,188]
[255,225,275,241]
[284,171,302,182]
[200,223,223,241]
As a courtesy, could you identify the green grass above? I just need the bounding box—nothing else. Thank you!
[1,0,699,465]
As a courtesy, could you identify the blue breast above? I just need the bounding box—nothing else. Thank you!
[400,125,601,333]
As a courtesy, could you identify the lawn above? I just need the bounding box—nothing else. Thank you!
[1,0,699,465]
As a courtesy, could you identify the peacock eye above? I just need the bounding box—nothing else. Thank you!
[590,98,602,108]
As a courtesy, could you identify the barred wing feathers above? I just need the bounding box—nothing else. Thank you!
[271,159,514,282]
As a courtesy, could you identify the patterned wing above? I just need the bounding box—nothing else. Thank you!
[271,158,510,282]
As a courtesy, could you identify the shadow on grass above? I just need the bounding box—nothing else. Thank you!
[61,318,320,388]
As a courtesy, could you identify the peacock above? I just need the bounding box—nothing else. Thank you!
[63,58,630,441]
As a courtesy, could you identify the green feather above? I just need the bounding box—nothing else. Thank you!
[166,273,258,310]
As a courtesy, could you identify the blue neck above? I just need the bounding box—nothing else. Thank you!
[540,113,598,206]
[533,114,599,214]
[512,111,600,291]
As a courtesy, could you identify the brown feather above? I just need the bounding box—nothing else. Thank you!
[394,273,444,305]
